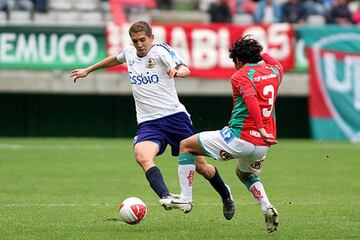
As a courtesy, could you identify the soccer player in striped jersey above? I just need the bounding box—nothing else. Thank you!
[70,21,234,219]
[166,35,283,233]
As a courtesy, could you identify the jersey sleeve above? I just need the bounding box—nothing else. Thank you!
[261,53,284,81]
[157,43,186,69]
[116,51,126,63]
[231,71,262,128]
[244,95,264,128]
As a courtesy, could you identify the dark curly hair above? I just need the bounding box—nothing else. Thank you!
[229,35,263,64]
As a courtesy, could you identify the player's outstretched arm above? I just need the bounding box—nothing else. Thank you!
[70,55,120,82]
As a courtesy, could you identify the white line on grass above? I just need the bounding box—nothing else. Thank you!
[0,144,22,149]
[0,203,112,207]
[0,144,121,150]
[1,201,358,208]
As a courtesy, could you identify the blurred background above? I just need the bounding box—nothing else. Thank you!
[0,0,359,141]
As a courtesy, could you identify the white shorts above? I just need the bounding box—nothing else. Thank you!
[198,126,269,174]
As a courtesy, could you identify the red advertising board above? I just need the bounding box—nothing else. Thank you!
[106,23,295,78]
[105,22,295,79]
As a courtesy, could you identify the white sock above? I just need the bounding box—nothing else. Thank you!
[249,181,272,212]
[178,164,195,201]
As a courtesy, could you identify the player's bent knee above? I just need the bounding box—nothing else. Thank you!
[179,139,191,153]
[134,152,153,167]
[236,168,253,183]
[236,168,261,189]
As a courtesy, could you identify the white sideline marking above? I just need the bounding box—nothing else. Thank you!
[0,203,111,207]
[0,144,121,150]
[0,144,22,149]
[1,201,359,208]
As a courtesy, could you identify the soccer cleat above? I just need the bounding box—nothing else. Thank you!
[160,194,179,211]
[264,206,279,233]
[159,196,193,213]
[222,184,235,220]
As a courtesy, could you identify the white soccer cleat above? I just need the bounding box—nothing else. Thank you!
[159,194,180,211]
[159,196,193,213]
[264,206,279,233]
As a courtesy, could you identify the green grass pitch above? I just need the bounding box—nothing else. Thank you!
[1,138,359,239]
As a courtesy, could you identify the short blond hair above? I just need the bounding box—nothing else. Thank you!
[129,21,152,37]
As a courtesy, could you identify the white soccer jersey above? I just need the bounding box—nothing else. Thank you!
[116,43,189,124]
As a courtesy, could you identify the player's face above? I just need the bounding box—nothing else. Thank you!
[130,31,154,57]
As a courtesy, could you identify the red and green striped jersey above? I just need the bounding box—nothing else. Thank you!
[228,53,284,146]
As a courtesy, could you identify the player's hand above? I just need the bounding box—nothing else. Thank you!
[167,68,179,78]
[70,69,89,83]
[259,128,278,145]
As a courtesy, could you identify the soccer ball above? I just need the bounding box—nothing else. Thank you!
[119,197,147,224]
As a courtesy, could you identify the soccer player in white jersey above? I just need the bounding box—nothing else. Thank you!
[70,21,235,219]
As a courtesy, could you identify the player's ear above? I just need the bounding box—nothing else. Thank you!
[150,34,154,41]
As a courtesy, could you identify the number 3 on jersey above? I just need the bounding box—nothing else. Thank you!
[262,85,274,117]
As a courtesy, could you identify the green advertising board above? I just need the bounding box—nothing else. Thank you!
[0,26,106,69]
[0,24,356,74]
[298,25,360,141]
